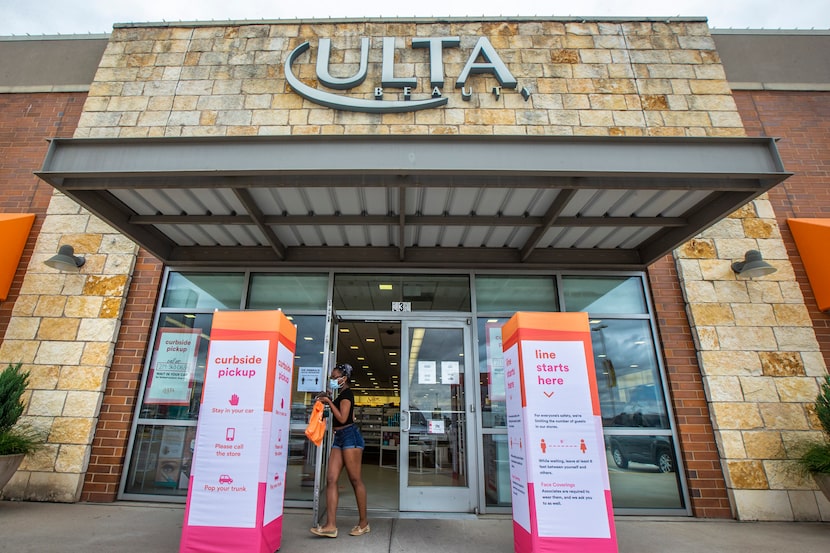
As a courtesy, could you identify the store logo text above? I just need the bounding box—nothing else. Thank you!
[284,36,530,113]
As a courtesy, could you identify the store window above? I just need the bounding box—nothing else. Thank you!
[248,273,328,310]
[124,311,213,497]
[334,273,470,311]
[475,275,557,312]
[122,271,329,501]
[561,275,647,314]
[475,275,558,429]
[475,275,558,507]
[564,275,685,511]
[163,272,245,309]
[283,315,327,502]
[477,274,685,512]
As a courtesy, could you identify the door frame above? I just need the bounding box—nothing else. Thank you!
[311,300,337,524]
[331,312,480,514]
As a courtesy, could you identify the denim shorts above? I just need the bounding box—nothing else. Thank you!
[331,424,365,450]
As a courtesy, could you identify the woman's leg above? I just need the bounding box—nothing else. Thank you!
[342,447,368,528]
[322,448,344,531]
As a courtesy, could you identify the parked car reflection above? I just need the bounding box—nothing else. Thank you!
[608,434,675,473]
[608,385,675,473]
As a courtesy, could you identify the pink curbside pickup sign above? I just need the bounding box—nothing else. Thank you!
[180,310,296,553]
[503,312,618,553]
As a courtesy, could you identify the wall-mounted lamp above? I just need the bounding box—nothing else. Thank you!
[44,245,85,271]
[731,250,777,278]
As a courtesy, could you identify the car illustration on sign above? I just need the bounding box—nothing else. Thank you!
[219,474,233,484]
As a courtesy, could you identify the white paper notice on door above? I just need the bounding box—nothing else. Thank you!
[441,360,460,384]
[418,360,437,384]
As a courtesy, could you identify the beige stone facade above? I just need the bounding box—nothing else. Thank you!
[3,18,827,520]
[0,192,137,502]
[74,20,743,139]
[678,199,828,520]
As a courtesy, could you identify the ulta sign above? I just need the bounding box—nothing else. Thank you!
[284,36,531,113]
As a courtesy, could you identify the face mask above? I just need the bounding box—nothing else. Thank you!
[329,378,341,390]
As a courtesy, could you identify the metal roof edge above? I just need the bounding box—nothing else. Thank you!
[0,85,91,94]
[0,34,110,41]
[728,82,830,92]
[711,28,830,35]
[112,16,710,29]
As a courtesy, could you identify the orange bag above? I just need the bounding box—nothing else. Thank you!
[304,401,326,447]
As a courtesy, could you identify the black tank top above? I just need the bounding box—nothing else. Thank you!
[332,388,355,428]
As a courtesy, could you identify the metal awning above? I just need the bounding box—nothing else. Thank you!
[36,135,790,269]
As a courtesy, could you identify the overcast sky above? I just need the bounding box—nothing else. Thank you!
[1,0,828,36]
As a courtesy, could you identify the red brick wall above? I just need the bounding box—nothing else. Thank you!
[0,93,86,336]
[81,250,162,501]
[646,90,830,519]
[0,90,164,502]
[733,90,830,372]
[648,257,733,518]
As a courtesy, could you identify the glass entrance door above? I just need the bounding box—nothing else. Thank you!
[399,320,476,512]
[312,300,337,524]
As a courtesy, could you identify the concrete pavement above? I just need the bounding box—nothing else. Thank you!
[0,500,827,553]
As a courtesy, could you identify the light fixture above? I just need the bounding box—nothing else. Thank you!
[44,245,85,271]
[731,250,777,278]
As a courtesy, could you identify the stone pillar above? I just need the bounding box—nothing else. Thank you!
[0,191,137,502]
[676,196,830,521]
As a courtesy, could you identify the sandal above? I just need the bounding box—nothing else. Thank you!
[349,524,370,536]
[310,526,338,538]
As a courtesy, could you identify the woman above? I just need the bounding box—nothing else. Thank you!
[310,362,370,538]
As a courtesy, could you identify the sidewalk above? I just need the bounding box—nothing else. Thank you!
[0,500,827,553]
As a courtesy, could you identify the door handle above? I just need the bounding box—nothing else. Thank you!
[401,410,411,432]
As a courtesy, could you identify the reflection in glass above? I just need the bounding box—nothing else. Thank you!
[406,327,467,487]
[477,317,509,429]
[562,276,646,314]
[140,313,214,422]
[604,435,685,509]
[475,275,557,312]
[589,319,668,428]
[162,272,245,309]
[483,433,511,507]
[248,273,329,310]
[124,424,197,496]
[130,313,328,501]
[285,315,327,501]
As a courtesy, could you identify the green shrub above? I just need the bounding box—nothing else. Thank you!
[0,363,42,456]
[799,376,830,475]
[815,375,830,436]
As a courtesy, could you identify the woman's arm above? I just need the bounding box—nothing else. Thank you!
[320,396,351,425]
